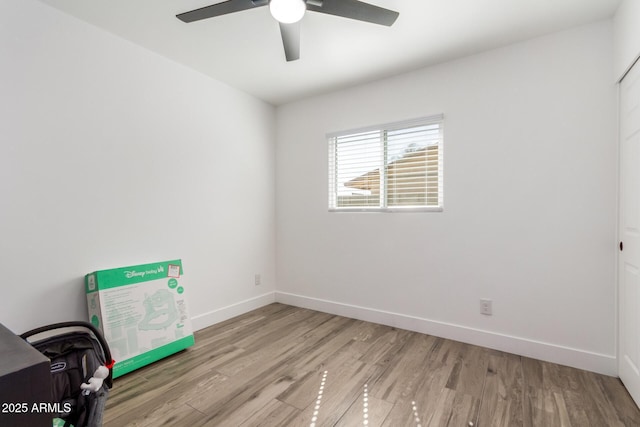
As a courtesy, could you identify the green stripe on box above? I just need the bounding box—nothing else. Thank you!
[112,334,195,378]
[91,259,183,290]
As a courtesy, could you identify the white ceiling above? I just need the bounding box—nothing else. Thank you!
[37,0,621,105]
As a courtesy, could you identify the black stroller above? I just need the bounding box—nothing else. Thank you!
[21,322,114,427]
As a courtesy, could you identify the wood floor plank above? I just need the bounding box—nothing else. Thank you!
[280,358,375,427]
[103,349,229,425]
[476,352,524,426]
[596,375,640,425]
[446,344,490,398]
[421,387,457,426]
[192,303,294,349]
[380,397,426,427]
[338,390,394,426]
[524,387,576,427]
[287,316,362,370]
[358,326,411,365]
[198,374,298,427]
[186,363,297,421]
[215,314,326,377]
[522,356,543,389]
[276,369,324,410]
[229,307,321,352]
[371,333,437,403]
[277,339,362,410]
[237,399,300,427]
[309,361,381,427]
[102,304,640,426]
[117,402,207,427]
[447,392,480,426]
[410,362,455,425]
[553,391,573,427]
[104,368,225,427]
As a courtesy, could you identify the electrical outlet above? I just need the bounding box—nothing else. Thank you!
[480,299,492,315]
[254,274,261,286]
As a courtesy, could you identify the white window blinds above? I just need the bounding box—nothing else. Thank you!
[328,115,443,211]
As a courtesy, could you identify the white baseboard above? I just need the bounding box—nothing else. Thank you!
[275,291,617,377]
[191,292,276,331]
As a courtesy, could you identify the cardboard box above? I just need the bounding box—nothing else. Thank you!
[85,259,194,378]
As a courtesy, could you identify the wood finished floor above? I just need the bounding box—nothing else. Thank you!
[103,303,640,426]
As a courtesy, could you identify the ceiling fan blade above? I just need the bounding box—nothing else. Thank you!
[177,0,268,23]
[306,0,399,26]
[279,22,301,62]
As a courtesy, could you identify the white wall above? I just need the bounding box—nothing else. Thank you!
[0,0,276,333]
[275,21,617,374]
[613,0,640,81]
[0,0,619,376]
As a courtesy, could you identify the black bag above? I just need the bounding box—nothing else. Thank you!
[21,322,114,427]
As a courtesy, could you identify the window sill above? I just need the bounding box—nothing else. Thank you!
[329,207,443,213]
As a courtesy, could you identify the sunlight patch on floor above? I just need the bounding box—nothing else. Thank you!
[309,370,328,427]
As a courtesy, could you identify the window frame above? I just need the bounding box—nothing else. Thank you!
[327,114,444,213]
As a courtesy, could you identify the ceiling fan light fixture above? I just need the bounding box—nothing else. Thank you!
[269,0,306,24]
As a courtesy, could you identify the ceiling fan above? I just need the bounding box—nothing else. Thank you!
[176,0,399,62]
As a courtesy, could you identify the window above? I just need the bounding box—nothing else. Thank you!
[328,115,443,211]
